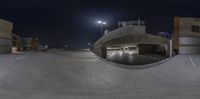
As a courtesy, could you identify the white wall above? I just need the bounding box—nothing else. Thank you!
[179,37,200,54]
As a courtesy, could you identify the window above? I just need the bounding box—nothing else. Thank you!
[192,26,200,33]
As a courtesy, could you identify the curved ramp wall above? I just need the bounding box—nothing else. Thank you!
[0,19,13,53]
[92,26,170,58]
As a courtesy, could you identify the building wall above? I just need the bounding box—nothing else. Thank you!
[0,19,13,53]
[12,34,22,51]
[22,38,32,51]
[173,17,200,54]
[22,38,38,51]
[173,17,180,54]
[179,37,200,54]
[179,18,200,37]
[31,38,38,50]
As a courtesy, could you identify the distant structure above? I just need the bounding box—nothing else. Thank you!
[118,20,146,34]
[92,19,170,58]
[31,38,39,51]
[22,37,39,51]
[12,34,22,53]
[0,19,43,53]
[38,45,48,51]
[173,16,200,54]
[0,19,13,53]
[157,32,170,39]
[118,20,145,27]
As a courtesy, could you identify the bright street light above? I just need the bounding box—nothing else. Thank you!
[97,20,106,25]
[96,20,107,34]
[102,22,106,25]
[97,20,102,24]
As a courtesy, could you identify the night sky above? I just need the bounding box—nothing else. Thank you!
[0,0,199,48]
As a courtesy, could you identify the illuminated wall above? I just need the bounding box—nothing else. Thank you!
[179,17,200,37]
[173,17,200,54]
[0,19,13,53]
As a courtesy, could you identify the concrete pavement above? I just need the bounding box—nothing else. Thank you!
[0,50,200,99]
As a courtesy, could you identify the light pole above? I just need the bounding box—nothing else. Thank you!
[97,20,106,34]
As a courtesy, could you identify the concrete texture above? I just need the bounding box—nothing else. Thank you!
[0,50,200,99]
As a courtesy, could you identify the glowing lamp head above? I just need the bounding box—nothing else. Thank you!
[97,20,102,24]
[102,22,106,25]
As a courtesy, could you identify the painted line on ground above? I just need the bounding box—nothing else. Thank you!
[189,55,197,68]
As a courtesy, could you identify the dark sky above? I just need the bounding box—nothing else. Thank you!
[0,0,199,48]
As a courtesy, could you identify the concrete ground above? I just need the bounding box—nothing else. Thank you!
[0,50,200,99]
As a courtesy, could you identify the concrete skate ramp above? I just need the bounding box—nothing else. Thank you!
[0,51,200,99]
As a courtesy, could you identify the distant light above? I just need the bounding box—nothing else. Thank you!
[102,22,106,25]
[97,20,106,25]
[88,43,91,46]
[65,45,68,48]
[97,20,102,24]
[127,51,135,54]
[119,51,123,56]
[110,52,115,57]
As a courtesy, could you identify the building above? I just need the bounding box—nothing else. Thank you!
[92,19,170,58]
[157,32,170,39]
[12,34,22,52]
[173,16,200,54]
[31,38,39,51]
[22,37,39,51]
[0,19,13,53]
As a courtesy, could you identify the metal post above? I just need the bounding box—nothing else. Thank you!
[170,40,173,57]
[100,23,103,34]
